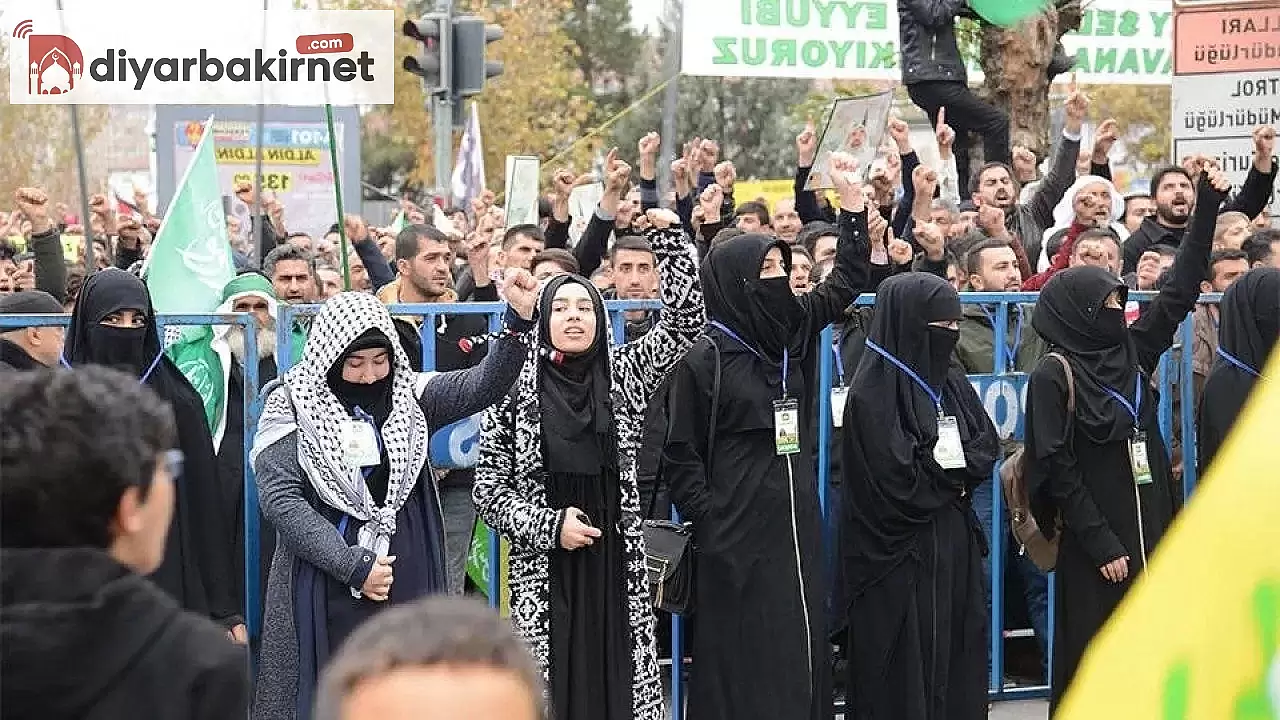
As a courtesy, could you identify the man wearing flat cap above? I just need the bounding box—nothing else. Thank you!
[0,291,65,371]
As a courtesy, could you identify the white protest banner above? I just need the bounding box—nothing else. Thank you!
[681,0,1174,85]
[9,0,393,105]
[504,156,541,230]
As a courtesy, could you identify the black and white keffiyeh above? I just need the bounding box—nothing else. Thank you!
[251,292,429,568]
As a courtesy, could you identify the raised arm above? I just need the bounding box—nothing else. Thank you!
[1026,85,1089,230]
[418,275,537,429]
[472,396,563,551]
[1129,173,1228,374]
[1223,125,1276,217]
[613,219,706,396]
[797,153,872,335]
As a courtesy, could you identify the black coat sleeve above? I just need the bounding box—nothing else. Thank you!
[662,351,713,525]
[1129,180,1224,374]
[900,0,965,27]
[1026,360,1128,566]
[28,227,66,302]
[1223,163,1276,218]
[796,208,871,337]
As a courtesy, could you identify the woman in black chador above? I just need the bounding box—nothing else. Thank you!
[1197,267,1279,473]
[1024,168,1227,709]
[841,272,998,720]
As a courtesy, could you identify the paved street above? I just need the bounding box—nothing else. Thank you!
[990,700,1050,720]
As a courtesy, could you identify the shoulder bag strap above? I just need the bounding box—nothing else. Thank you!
[1048,352,1076,414]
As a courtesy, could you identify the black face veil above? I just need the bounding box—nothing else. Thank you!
[700,233,804,361]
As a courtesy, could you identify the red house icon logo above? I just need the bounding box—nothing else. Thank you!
[14,20,85,95]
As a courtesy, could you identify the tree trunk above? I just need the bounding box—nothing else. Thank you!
[978,10,1067,158]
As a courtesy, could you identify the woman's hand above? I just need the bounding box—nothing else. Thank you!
[645,208,680,230]
[362,555,396,601]
[560,507,602,550]
[1099,555,1129,583]
[503,269,538,320]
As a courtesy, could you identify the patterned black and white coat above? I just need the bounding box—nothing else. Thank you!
[473,226,704,720]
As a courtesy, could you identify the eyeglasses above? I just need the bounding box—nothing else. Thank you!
[161,449,185,480]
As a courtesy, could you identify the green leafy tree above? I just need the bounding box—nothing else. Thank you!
[563,0,644,123]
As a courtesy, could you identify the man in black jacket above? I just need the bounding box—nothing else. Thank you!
[1122,125,1275,274]
[899,0,1010,185]
[1,367,249,719]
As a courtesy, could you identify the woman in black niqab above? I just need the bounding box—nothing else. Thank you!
[537,274,632,720]
[841,272,997,720]
[63,268,242,636]
[1197,267,1280,473]
[1023,172,1222,711]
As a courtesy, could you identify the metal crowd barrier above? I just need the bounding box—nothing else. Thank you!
[2,289,1218,716]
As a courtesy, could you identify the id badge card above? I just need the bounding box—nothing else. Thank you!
[1129,431,1153,485]
[773,398,801,456]
[831,386,850,428]
[933,415,966,470]
[341,420,382,468]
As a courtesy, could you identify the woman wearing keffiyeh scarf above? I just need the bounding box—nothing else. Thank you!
[250,277,536,720]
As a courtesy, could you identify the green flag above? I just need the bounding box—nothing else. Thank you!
[143,116,236,432]
[466,521,511,616]
[389,210,407,233]
[967,0,1051,27]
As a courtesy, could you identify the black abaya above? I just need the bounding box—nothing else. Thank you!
[537,275,633,720]
[1025,179,1222,710]
[840,273,999,720]
[1196,267,1280,474]
[665,211,870,720]
[64,269,240,628]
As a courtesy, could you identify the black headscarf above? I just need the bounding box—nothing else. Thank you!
[325,328,396,426]
[537,274,616,476]
[842,273,999,579]
[1198,267,1280,471]
[700,233,805,361]
[1032,266,1141,444]
[64,268,163,377]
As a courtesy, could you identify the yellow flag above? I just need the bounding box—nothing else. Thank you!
[1057,352,1280,718]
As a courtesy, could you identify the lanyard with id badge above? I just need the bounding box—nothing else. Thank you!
[865,339,966,470]
[341,406,384,470]
[830,333,850,428]
[1105,376,1152,486]
[708,321,800,456]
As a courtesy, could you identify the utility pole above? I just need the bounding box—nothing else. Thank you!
[432,0,454,198]
[658,0,682,204]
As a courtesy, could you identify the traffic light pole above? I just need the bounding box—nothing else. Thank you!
[432,0,454,200]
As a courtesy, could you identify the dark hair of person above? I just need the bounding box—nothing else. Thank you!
[1244,229,1280,266]
[314,597,542,720]
[790,245,814,264]
[263,243,318,280]
[1077,227,1121,245]
[734,201,771,227]
[286,231,312,242]
[0,240,16,262]
[964,238,1013,279]
[711,227,745,247]
[969,161,1018,195]
[532,248,579,275]
[798,221,839,257]
[609,235,655,265]
[1148,166,1194,197]
[1208,248,1250,282]
[1,366,176,549]
[394,224,449,263]
[1150,243,1179,258]
[502,224,545,251]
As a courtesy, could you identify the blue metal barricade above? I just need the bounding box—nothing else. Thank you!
[2,288,1221,711]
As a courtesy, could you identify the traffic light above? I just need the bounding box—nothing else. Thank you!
[402,13,449,95]
[451,15,504,97]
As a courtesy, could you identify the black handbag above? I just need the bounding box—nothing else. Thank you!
[642,519,693,614]
[640,337,723,616]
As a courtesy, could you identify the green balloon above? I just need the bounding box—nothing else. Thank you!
[967,0,1051,27]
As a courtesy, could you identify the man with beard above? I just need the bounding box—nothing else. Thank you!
[1023,176,1125,290]
[1122,126,1276,274]
[1245,228,1280,268]
[376,223,499,595]
[210,272,281,623]
[954,239,1051,682]
[970,88,1099,272]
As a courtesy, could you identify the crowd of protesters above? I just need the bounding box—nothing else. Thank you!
[3,40,1280,720]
